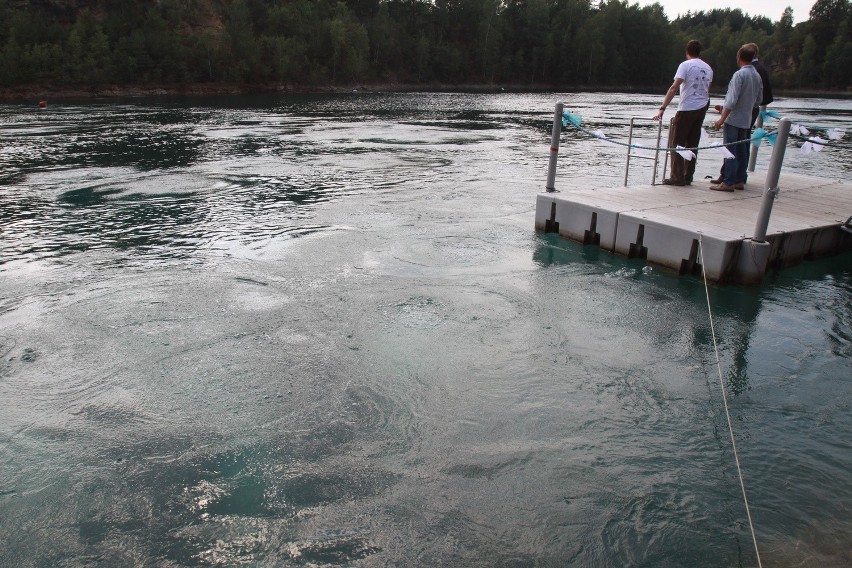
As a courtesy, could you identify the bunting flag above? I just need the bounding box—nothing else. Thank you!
[675,145,695,161]
[827,128,846,140]
[630,141,653,157]
[751,128,767,148]
[562,111,583,128]
[593,130,618,146]
[801,136,827,154]
[791,124,810,136]
[710,144,735,159]
[761,109,782,121]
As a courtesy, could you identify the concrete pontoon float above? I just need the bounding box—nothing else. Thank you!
[535,103,852,285]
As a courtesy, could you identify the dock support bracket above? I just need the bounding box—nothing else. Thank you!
[584,212,601,245]
[628,224,648,259]
[544,202,559,233]
[679,238,703,276]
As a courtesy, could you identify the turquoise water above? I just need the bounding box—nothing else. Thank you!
[0,93,850,566]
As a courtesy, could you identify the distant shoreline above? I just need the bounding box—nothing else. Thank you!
[1,82,850,103]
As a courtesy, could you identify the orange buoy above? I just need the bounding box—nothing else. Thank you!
[38,101,47,108]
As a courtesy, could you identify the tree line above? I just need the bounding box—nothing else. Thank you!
[0,0,849,92]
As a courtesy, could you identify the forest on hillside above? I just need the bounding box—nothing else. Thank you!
[0,0,850,93]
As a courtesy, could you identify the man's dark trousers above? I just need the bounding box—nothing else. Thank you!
[669,103,709,184]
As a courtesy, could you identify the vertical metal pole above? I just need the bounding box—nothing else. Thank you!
[545,102,563,192]
[753,117,791,243]
[748,104,766,172]
[624,117,635,187]
[661,117,673,182]
[652,119,663,185]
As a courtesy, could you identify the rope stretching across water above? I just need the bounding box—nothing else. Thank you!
[697,235,763,568]
[564,120,767,152]
[788,132,852,148]
[561,112,850,152]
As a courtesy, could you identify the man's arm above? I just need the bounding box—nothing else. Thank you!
[715,71,742,129]
[714,108,731,130]
[653,78,683,121]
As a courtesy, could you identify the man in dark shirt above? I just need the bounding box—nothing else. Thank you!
[749,43,774,112]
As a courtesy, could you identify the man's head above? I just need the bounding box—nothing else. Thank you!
[737,45,757,65]
[743,43,760,58]
[686,40,702,58]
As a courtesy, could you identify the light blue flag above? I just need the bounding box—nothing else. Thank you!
[751,128,767,148]
[562,111,583,129]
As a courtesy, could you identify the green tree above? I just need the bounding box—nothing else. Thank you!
[822,17,852,88]
[797,34,820,87]
[0,28,22,84]
[326,2,369,83]
[223,0,257,81]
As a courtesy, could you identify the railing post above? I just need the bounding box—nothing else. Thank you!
[747,104,766,172]
[624,117,634,187]
[545,102,563,192]
[753,117,791,243]
[652,119,663,185]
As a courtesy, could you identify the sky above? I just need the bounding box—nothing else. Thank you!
[629,0,815,24]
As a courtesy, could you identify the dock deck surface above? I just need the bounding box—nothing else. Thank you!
[535,170,852,283]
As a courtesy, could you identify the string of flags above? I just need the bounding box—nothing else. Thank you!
[561,110,847,157]
[758,109,846,147]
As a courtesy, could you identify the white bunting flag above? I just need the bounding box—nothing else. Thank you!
[630,140,653,157]
[801,136,827,154]
[593,130,618,146]
[675,145,695,161]
[712,144,735,159]
[806,136,826,152]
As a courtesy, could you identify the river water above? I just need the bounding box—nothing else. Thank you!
[1,92,850,567]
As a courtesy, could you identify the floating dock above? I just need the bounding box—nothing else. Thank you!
[535,170,852,284]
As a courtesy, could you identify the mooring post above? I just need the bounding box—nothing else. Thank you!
[545,102,563,192]
[753,117,791,242]
[747,105,766,172]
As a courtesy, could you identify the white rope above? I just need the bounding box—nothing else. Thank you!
[697,235,763,568]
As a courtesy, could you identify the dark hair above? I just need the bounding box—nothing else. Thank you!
[738,45,756,63]
[686,40,702,57]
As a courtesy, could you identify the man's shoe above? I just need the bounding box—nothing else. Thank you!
[710,182,735,192]
[733,182,745,190]
[662,178,685,186]
[709,177,723,184]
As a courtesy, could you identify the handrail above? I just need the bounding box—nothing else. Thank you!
[623,117,666,187]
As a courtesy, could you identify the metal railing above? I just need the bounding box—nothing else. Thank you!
[623,117,666,186]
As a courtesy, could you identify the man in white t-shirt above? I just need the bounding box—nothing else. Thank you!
[653,40,713,186]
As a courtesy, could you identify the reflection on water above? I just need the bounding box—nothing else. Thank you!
[0,93,850,567]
